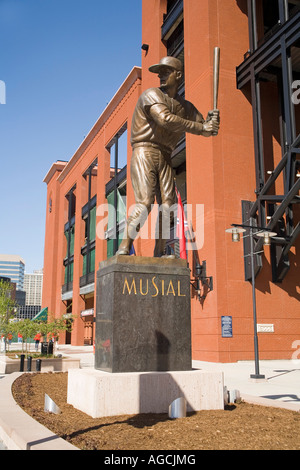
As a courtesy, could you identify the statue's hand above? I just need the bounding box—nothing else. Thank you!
[203,110,220,135]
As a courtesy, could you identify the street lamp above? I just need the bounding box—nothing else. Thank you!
[256,230,277,246]
[225,226,246,242]
[226,221,277,380]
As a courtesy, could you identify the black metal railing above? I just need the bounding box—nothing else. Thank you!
[161,0,183,40]
[80,271,95,288]
[62,282,73,295]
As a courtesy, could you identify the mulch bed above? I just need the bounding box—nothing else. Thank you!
[12,372,300,450]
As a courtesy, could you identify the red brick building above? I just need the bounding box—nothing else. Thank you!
[42,0,300,362]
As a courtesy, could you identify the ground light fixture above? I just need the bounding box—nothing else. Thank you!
[225,222,277,380]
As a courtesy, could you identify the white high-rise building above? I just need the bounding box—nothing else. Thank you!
[23,270,43,306]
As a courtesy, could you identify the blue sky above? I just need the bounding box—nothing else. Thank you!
[0,0,142,273]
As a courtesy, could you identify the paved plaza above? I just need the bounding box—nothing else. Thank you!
[0,344,299,450]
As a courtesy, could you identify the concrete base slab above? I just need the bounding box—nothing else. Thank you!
[67,368,224,418]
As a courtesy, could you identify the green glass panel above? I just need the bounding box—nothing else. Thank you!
[89,206,96,241]
[107,238,114,258]
[70,227,75,255]
[64,231,69,258]
[117,190,126,223]
[90,248,95,272]
[107,189,126,229]
[82,253,87,276]
[64,227,75,256]
[107,191,115,231]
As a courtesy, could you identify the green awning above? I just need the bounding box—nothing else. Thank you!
[32,307,48,321]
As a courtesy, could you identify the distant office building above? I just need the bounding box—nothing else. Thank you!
[18,305,41,320]
[0,255,25,290]
[24,270,43,306]
[15,289,26,307]
[17,269,43,320]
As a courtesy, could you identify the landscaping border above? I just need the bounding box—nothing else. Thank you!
[0,372,78,450]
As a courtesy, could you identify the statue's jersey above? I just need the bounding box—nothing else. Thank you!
[131,87,204,153]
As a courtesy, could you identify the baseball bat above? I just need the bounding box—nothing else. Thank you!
[213,46,220,110]
[212,47,220,136]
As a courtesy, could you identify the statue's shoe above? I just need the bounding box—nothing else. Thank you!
[116,248,130,255]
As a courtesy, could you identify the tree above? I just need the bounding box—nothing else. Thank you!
[38,314,75,354]
[10,314,75,357]
[0,279,17,352]
[11,319,40,357]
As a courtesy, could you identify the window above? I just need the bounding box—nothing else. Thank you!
[81,160,97,286]
[82,204,96,276]
[63,186,76,292]
[109,128,127,171]
[106,125,128,257]
[106,181,127,258]
[249,0,300,51]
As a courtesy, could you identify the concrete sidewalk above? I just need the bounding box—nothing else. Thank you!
[193,359,300,412]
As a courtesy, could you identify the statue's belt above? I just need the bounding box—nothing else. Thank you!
[132,142,172,155]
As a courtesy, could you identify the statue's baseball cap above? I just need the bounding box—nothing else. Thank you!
[149,56,183,74]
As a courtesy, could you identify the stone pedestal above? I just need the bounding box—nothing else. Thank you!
[67,368,225,418]
[68,255,225,418]
[95,255,191,373]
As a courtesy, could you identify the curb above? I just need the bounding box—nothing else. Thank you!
[0,373,78,450]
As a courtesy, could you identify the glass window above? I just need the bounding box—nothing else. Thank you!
[82,248,95,276]
[117,129,128,170]
[110,142,116,170]
[89,206,96,242]
[107,188,126,227]
[81,160,98,281]
[252,1,300,48]
[106,187,127,258]
[109,126,127,174]
[64,186,76,289]
[106,126,128,257]
[64,261,73,284]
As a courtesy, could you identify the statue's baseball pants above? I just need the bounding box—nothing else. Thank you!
[118,143,176,257]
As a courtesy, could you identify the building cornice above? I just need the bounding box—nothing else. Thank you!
[43,161,68,185]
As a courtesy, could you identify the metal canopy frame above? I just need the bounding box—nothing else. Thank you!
[236,0,300,282]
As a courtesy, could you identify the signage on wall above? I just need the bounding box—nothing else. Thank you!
[221,316,233,338]
[257,324,274,333]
